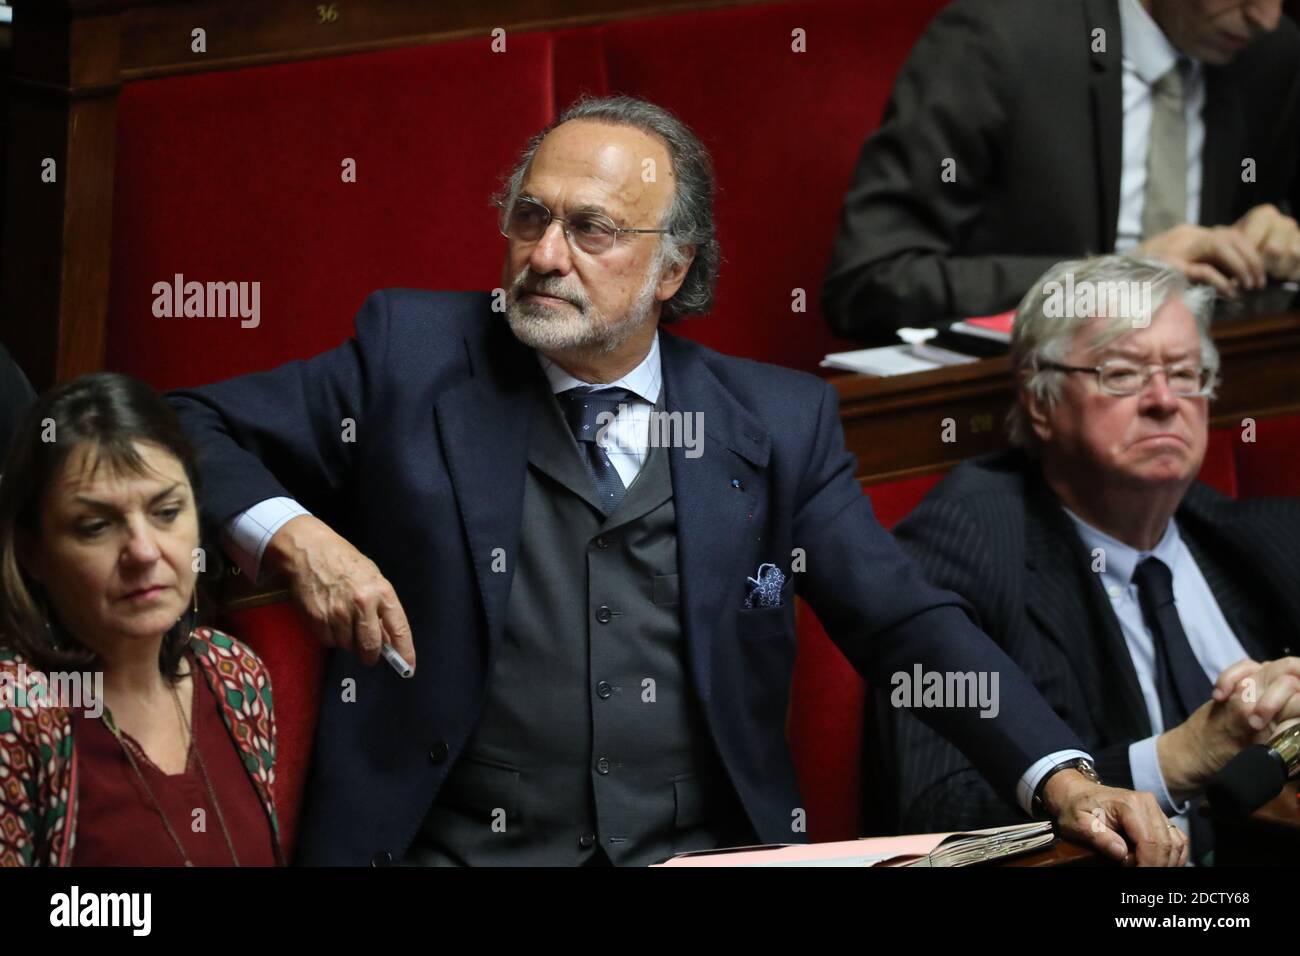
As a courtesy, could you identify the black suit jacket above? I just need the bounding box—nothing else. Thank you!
[883,450,1300,834]
[823,0,1300,344]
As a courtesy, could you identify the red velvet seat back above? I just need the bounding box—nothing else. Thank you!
[109,34,568,390]
[788,471,943,842]
[1197,426,1239,497]
[1236,415,1300,498]
[222,600,326,862]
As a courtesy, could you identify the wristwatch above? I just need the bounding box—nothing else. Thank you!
[1031,757,1100,818]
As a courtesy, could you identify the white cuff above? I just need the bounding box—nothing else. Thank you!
[1017,749,1094,816]
[223,497,311,583]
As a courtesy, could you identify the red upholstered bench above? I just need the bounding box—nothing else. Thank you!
[1235,415,1300,498]
[788,471,942,843]
[109,32,562,390]
[221,599,324,862]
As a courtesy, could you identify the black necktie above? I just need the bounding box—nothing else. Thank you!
[558,386,635,515]
[1133,557,1213,724]
[1132,555,1215,864]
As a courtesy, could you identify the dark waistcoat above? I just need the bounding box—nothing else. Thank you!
[407,369,745,866]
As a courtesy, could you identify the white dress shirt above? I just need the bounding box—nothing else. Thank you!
[536,331,662,490]
[1114,0,1206,252]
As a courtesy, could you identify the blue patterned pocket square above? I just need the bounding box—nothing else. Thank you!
[743,562,786,609]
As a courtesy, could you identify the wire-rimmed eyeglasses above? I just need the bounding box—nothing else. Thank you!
[496,196,669,256]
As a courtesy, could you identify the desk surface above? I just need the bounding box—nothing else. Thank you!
[831,311,1300,485]
[1001,838,1099,867]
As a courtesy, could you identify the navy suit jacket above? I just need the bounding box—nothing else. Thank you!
[169,289,1085,865]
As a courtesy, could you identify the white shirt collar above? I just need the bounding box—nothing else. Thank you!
[1120,0,1198,85]
[536,331,663,404]
[1062,504,1183,591]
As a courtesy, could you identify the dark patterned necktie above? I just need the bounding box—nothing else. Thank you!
[558,386,636,515]
[1133,555,1215,865]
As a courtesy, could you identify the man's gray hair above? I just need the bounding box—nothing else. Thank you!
[1007,255,1220,448]
[494,94,721,322]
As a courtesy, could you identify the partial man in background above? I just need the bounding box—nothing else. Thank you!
[824,0,1300,344]
[887,255,1300,865]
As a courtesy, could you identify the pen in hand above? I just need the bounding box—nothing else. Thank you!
[380,643,414,678]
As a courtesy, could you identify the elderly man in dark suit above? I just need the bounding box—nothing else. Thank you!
[824,0,1300,344]
[170,96,1186,867]
[887,255,1300,865]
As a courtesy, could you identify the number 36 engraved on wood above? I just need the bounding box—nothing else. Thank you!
[316,4,340,23]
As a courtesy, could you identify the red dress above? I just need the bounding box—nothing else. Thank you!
[71,658,277,866]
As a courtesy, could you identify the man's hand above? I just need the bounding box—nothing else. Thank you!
[1236,204,1300,281]
[1135,223,1266,298]
[1155,657,1300,803]
[1044,770,1188,866]
[263,514,416,671]
[1213,655,1300,724]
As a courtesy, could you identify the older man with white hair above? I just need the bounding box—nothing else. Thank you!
[887,255,1300,865]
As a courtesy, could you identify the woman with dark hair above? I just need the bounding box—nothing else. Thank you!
[0,372,282,866]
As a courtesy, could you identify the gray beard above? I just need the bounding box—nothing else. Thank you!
[505,267,659,355]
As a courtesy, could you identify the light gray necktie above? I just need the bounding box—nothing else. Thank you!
[1140,62,1189,240]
